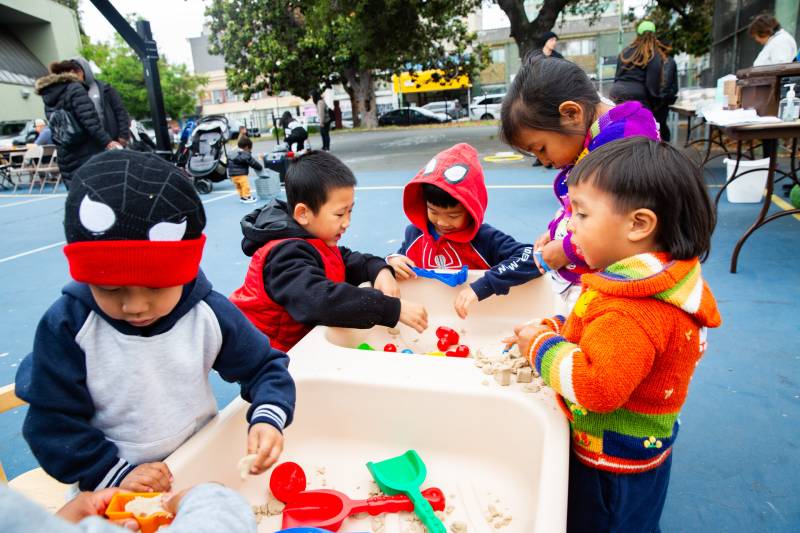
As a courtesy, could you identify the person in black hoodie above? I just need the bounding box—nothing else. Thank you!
[610,21,671,111]
[228,135,261,203]
[34,60,122,186]
[230,150,428,351]
[70,57,131,147]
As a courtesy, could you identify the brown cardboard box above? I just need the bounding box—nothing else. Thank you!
[723,79,740,108]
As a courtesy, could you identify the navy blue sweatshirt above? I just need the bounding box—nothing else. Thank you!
[15,270,295,491]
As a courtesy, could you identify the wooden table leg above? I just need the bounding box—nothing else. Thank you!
[731,138,779,273]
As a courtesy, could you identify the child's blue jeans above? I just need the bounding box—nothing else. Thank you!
[567,449,672,533]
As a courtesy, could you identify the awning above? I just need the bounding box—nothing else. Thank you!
[392,70,471,94]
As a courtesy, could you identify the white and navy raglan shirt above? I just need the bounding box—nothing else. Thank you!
[15,270,295,491]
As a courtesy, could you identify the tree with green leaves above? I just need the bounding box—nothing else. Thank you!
[206,0,490,127]
[81,36,207,120]
[495,0,712,59]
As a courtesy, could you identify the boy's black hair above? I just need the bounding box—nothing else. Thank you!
[421,183,460,209]
[567,136,716,261]
[499,55,600,149]
[237,135,253,149]
[285,150,357,213]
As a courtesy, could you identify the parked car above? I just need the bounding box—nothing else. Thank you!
[378,107,450,127]
[469,93,506,121]
[247,127,262,138]
[0,120,34,147]
[422,100,467,119]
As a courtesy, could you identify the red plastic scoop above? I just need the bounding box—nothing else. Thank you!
[270,462,308,503]
[281,487,445,531]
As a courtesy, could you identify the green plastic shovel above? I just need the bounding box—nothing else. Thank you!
[366,450,446,533]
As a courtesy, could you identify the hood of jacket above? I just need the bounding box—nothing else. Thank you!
[34,72,84,105]
[582,252,721,328]
[402,143,487,243]
[62,269,214,336]
[240,198,312,257]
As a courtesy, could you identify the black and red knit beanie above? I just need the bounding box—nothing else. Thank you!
[63,150,206,288]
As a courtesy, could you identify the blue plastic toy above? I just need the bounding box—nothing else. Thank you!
[533,249,552,273]
[401,349,414,354]
[410,265,468,287]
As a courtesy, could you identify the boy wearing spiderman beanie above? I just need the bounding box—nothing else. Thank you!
[15,150,295,493]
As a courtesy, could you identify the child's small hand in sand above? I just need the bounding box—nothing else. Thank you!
[373,268,400,297]
[247,423,284,474]
[387,255,417,281]
[399,300,428,333]
[454,287,479,319]
[119,462,173,493]
[516,324,552,361]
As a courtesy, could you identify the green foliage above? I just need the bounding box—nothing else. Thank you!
[205,0,490,100]
[636,0,713,56]
[81,36,207,120]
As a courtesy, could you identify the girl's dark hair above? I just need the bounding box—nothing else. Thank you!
[285,150,357,213]
[567,137,716,261]
[619,31,671,71]
[500,56,600,149]
[281,111,293,129]
[421,183,459,208]
[749,14,780,38]
[49,60,81,75]
[237,135,252,149]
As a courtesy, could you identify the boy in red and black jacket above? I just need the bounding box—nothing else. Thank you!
[231,150,428,351]
[388,143,540,318]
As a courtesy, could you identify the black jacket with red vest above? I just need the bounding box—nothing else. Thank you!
[230,199,401,351]
[395,143,540,300]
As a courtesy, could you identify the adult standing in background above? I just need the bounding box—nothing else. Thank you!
[610,21,670,111]
[750,14,798,66]
[540,31,563,59]
[312,90,331,151]
[654,42,679,142]
[35,60,121,187]
[70,57,131,147]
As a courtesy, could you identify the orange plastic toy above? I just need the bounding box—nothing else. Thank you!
[105,492,173,533]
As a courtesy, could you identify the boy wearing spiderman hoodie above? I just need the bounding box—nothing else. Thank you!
[388,143,540,318]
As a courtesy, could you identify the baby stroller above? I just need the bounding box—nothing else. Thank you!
[186,115,229,194]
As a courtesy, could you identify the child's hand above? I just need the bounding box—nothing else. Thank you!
[454,287,479,319]
[534,231,551,251]
[57,488,138,529]
[247,423,284,474]
[120,462,173,493]
[399,299,428,333]
[373,268,400,297]
[540,239,569,272]
[517,324,551,361]
[387,255,417,281]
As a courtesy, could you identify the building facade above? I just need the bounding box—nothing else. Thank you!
[0,0,81,122]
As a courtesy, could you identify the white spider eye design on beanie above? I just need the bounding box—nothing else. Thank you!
[443,164,468,184]
[78,195,116,234]
[423,157,437,174]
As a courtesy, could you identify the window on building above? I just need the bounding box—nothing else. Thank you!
[226,90,241,102]
[201,91,212,105]
[212,89,225,104]
[490,47,506,64]
[563,39,596,57]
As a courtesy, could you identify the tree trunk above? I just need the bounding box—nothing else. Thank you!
[497,0,572,61]
[344,84,360,128]
[343,66,378,128]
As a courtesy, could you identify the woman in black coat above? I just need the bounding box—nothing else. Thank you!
[34,60,121,186]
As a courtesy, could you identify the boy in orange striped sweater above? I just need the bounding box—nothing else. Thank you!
[515,137,721,532]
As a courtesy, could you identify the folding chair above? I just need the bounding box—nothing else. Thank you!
[8,145,43,193]
[29,145,61,193]
[0,383,70,512]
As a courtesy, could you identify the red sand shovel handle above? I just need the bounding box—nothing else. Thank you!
[349,487,446,516]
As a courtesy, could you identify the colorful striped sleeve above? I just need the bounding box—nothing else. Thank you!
[527,311,656,413]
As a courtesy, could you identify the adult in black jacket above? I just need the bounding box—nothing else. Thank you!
[71,57,130,146]
[34,61,121,185]
[610,21,671,112]
[653,51,678,142]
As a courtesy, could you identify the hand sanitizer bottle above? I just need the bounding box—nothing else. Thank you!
[780,83,800,121]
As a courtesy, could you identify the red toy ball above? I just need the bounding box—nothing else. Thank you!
[446,345,470,358]
[435,326,459,351]
[383,343,398,352]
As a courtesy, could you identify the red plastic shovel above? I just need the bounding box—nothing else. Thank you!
[281,487,446,531]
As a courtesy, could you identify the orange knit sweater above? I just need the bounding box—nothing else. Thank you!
[528,253,721,473]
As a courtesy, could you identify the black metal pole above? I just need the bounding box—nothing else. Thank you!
[135,20,172,155]
[88,0,172,156]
